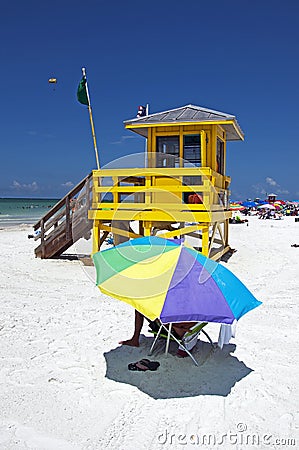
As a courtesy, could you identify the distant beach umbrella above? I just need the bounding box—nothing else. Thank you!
[230,204,245,211]
[257,204,275,210]
[241,201,257,208]
[256,200,267,205]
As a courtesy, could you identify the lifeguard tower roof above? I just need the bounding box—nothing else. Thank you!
[124,104,244,141]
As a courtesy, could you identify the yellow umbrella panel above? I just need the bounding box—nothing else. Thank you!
[94,241,181,320]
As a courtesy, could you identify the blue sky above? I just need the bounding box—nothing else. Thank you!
[1,0,298,200]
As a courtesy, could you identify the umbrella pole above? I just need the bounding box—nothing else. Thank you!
[165,323,172,355]
[148,322,199,366]
[201,329,217,348]
[162,323,199,366]
[148,324,163,355]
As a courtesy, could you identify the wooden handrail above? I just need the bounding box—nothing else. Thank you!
[33,172,93,258]
[33,172,92,230]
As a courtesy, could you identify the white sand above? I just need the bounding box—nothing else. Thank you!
[0,217,298,449]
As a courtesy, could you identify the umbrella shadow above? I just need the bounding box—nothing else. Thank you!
[103,337,253,399]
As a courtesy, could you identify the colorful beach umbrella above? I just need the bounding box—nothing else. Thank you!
[257,203,275,210]
[274,203,283,210]
[241,201,257,208]
[274,200,285,205]
[92,236,261,325]
[229,204,245,211]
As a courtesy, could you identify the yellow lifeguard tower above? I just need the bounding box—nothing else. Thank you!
[88,104,244,260]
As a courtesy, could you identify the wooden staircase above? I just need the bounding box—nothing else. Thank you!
[33,173,93,258]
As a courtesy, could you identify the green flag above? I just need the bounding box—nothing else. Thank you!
[77,76,89,105]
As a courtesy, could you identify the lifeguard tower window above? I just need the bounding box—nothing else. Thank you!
[156,136,179,168]
[216,138,224,174]
[183,135,201,203]
[183,134,201,166]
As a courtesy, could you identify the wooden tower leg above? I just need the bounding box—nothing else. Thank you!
[224,219,229,248]
[143,221,152,236]
[92,220,100,254]
[202,226,209,257]
[139,220,144,236]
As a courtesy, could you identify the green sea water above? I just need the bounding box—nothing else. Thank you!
[0,198,59,227]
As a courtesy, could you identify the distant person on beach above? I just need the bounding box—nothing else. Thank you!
[70,198,77,213]
[27,229,41,239]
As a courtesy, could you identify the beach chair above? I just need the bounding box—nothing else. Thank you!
[148,321,215,366]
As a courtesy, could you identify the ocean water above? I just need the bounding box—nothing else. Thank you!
[0,198,59,227]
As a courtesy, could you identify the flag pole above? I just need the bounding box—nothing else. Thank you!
[82,67,100,169]
[145,104,149,167]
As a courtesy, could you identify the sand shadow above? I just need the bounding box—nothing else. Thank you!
[220,249,237,263]
[55,253,80,261]
[55,253,93,265]
[104,337,253,399]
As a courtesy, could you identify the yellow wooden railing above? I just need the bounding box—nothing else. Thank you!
[88,167,231,224]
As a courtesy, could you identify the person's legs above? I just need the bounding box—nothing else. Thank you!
[119,315,199,351]
[172,322,197,338]
[119,310,144,347]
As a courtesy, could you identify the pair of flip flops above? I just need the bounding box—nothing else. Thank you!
[128,358,160,372]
